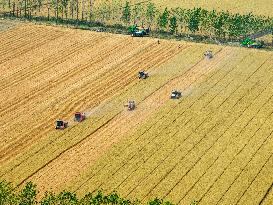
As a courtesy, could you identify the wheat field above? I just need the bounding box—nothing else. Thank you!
[1,21,273,204]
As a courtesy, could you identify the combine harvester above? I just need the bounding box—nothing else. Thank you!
[241,37,264,48]
[74,112,86,122]
[55,120,68,130]
[138,70,149,79]
[129,25,150,37]
[124,100,136,111]
[170,90,182,99]
[204,50,213,59]
[55,112,85,130]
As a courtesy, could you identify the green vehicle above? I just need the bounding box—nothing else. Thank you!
[241,37,264,48]
[128,25,150,37]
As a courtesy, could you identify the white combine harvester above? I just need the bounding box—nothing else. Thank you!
[204,50,213,59]
[124,100,136,111]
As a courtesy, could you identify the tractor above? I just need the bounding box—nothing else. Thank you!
[170,90,182,99]
[241,37,264,48]
[129,25,150,37]
[204,50,213,59]
[74,112,86,122]
[55,120,68,129]
[138,71,149,79]
[124,100,136,111]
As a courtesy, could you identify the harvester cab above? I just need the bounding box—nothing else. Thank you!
[170,90,182,99]
[55,120,68,129]
[204,50,213,59]
[74,112,86,122]
[124,100,136,111]
[138,71,149,79]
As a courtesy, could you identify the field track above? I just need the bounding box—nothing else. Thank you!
[1,21,273,205]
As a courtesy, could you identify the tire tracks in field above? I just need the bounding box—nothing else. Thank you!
[178,73,273,204]
[0,25,53,51]
[151,56,271,202]
[0,36,137,161]
[198,81,273,204]
[0,28,64,64]
[70,46,231,194]
[96,49,255,197]
[0,35,145,160]
[168,58,273,204]
[0,35,109,116]
[9,42,188,189]
[73,50,262,199]
[0,39,183,178]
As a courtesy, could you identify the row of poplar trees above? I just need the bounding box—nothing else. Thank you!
[1,0,272,39]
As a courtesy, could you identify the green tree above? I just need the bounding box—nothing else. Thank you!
[18,181,37,205]
[169,15,177,34]
[213,11,229,38]
[157,7,169,31]
[40,191,57,205]
[149,198,163,205]
[0,181,18,205]
[172,7,187,34]
[57,191,78,204]
[132,3,143,25]
[69,0,77,19]
[188,7,201,34]
[122,1,131,25]
[145,1,156,28]
[61,0,69,19]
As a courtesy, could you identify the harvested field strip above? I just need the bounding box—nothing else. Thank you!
[0,35,106,103]
[0,35,124,118]
[0,39,177,162]
[0,32,82,78]
[0,28,64,63]
[67,50,270,204]
[0,25,53,48]
[0,38,153,162]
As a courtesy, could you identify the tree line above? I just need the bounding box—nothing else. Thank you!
[1,0,272,40]
[0,180,199,205]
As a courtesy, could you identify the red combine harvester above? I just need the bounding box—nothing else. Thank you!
[74,112,86,122]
